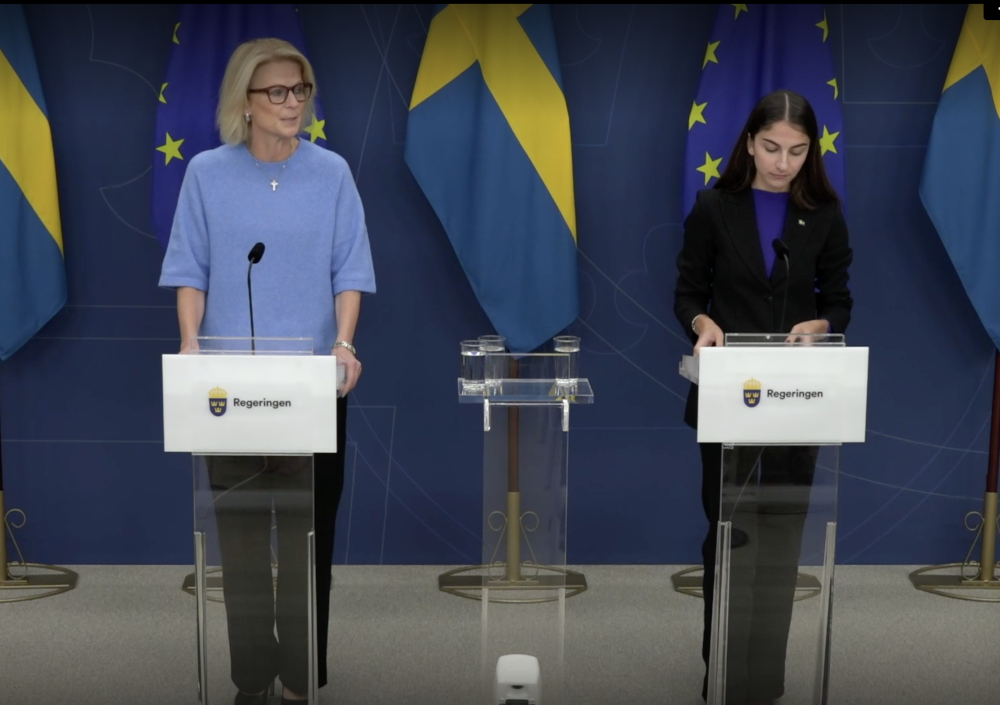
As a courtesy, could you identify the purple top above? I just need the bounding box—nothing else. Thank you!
[752,188,833,333]
[752,188,789,277]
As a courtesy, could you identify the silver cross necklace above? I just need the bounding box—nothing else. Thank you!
[247,146,292,192]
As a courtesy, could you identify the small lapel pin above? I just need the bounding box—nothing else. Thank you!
[798,219,806,226]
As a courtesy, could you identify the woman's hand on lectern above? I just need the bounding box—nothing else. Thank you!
[333,344,361,396]
[693,315,725,356]
[785,319,829,345]
[179,338,199,355]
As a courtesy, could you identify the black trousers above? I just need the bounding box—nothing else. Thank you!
[699,442,819,704]
[206,395,347,694]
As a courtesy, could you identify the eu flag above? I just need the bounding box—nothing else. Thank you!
[404,4,579,354]
[151,4,326,251]
[683,4,845,219]
[920,5,1000,350]
[0,4,67,361]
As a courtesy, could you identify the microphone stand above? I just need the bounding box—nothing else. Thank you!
[248,260,256,354]
[771,238,791,338]
[779,252,790,334]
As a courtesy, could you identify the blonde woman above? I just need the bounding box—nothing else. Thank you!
[159,38,376,705]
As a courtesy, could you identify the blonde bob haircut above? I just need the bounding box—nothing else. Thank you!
[216,38,318,146]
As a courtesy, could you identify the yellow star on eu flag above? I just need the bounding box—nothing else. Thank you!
[689,101,707,130]
[819,125,840,155]
[697,152,723,185]
[159,83,168,104]
[732,4,748,19]
[827,78,839,100]
[703,41,720,69]
[304,116,327,143]
[157,133,185,165]
[816,11,829,42]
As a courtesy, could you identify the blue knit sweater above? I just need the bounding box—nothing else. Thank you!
[158,140,376,354]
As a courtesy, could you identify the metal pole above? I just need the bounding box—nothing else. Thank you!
[195,530,209,705]
[0,490,8,583]
[814,521,838,705]
[977,349,1000,582]
[481,587,490,705]
[707,520,731,705]
[0,369,7,582]
[506,357,521,583]
[308,530,318,705]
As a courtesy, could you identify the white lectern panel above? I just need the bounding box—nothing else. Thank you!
[696,346,869,444]
[162,354,339,453]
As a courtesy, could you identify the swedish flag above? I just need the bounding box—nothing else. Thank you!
[404,4,579,354]
[151,4,326,251]
[0,5,66,361]
[683,4,845,218]
[921,5,1000,350]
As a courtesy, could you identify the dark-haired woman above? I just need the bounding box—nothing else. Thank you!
[674,89,853,705]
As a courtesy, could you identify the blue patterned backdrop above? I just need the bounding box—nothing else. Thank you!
[1,4,988,567]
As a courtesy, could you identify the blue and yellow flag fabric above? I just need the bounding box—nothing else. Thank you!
[920,5,1000,350]
[152,4,326,250]
[404,4,579,354]
[683,4,845,218]
[0,4,66,361]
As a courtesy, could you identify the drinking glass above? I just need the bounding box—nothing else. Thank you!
[553,335,580,389]
[479,335,506,391]
[461,340,485,393]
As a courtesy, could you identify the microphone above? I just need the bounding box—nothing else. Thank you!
[247,243,265,352]
[772,239,791,335]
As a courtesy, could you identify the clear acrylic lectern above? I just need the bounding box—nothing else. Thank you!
[443,340,594,705]
[682,333,869,705]
[162,337,343,705]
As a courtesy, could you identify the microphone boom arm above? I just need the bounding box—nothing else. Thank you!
[246,242,264,354]
[247,260,256,352]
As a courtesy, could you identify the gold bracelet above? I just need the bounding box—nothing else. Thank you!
[334,340,356,356]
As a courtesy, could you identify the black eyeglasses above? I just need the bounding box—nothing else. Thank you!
[247,82,313,105]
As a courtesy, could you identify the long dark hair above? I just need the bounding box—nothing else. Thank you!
[714,90,839,210]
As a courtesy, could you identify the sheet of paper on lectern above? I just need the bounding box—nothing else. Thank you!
[679,355,699,385]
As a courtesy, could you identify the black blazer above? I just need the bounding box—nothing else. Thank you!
[673,187,853,429]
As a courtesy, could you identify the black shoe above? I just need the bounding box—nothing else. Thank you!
[731,528,749,549]
[234,691,268,705]
[280,689,310,705]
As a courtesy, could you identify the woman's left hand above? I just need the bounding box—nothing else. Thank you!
[786,319,830,344]
[333,344,361,396]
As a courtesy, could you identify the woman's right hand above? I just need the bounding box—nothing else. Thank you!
[693,315,724,356]
[179,338,200,355]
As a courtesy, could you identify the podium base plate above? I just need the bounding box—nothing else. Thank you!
[909,562,1000,602]
[0,563,79,603]
[670,566,822,601]
[439,564,587,603]
[182,568,225,603]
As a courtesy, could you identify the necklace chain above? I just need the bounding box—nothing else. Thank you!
[247,145,292,192]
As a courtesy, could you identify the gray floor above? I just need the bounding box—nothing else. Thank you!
[2,565,997,705]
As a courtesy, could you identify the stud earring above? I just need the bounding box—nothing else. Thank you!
[245,113,251,123]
